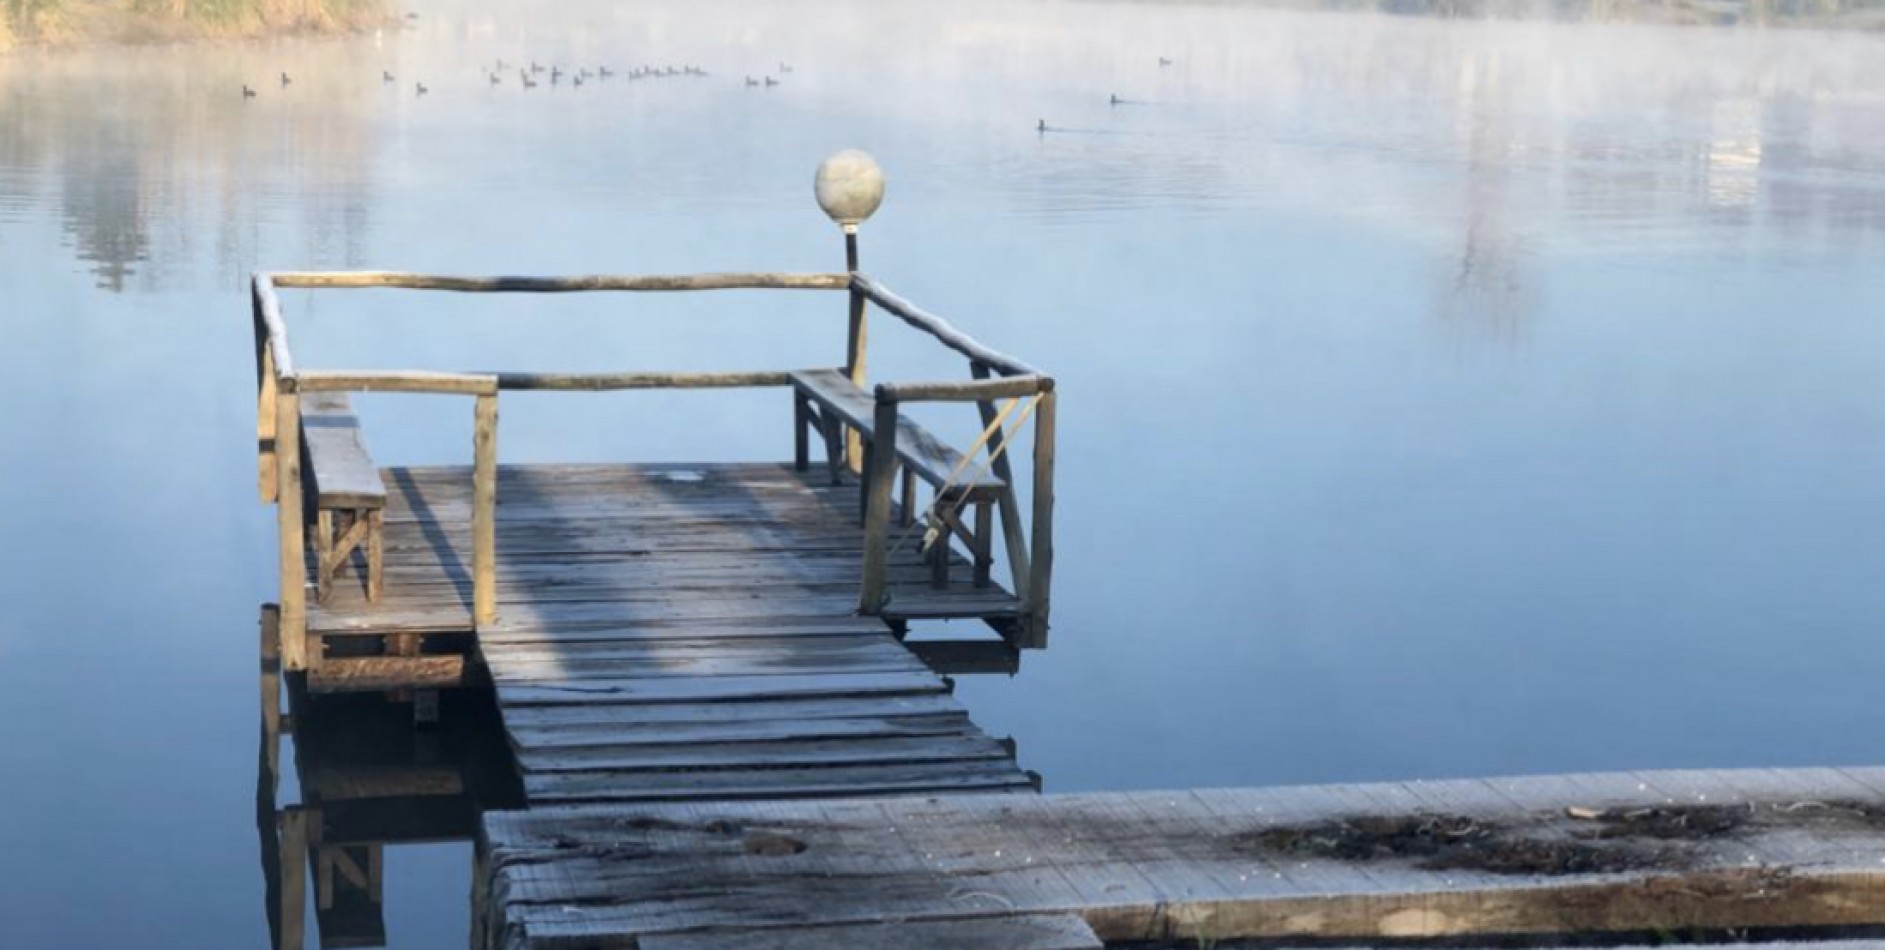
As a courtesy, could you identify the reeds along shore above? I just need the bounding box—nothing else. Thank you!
[0,0,392,49]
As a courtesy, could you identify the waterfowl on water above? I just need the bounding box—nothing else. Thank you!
[242,85,258,99]
[744,76,758,87]
[573,75,585,88]
[1159,56,1173,66]
[779,62,793,73]
[1110,94,1121,105]
[599,66,614,78]
[415,82,428,96]
[764,75,779,86]
[522,72,538,88]
[489,71,501,85]
[280,72,292,87]
[382,70,395,83]
[1037,119,1048,132]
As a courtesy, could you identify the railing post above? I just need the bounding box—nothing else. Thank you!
[275,387,309,671]
[472,392,499,628]
[1023,386,1056,649]
[253,280,279,503]
[843,237,867,474]
[858,393,900,614]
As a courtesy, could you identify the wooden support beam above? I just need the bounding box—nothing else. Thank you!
[295,371,500,396]
[857,399,901,615]
[852,275,1041,378]
[493,371,789,392]
[972,362,1030,598]
[473,393,499,629]
[276,391,308,671]
[1024,389,1056,649]
[875,375,1052,403]
[257,340,279,503]
[844,238,868,474]
[268,271,850,292]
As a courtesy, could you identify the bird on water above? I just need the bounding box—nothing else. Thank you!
[1037,118,1047,132]
[1159,56,1173,66]
[744,76,758,87]
[382,70,395,83]
[415,82,429,96]
[1110,94,1121,105]
[764,75,779,86]
[243,84,258,99]
[280,72,292,87]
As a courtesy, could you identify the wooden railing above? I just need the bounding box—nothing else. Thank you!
[251,267,1057,668]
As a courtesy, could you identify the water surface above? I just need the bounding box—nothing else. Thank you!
[4,1,1885,945]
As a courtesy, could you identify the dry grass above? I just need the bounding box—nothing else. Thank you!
[2,0,393,48]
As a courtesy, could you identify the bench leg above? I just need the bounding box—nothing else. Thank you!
[973,501,994,589]
[366,509,384,603]
[793,391,811,473]
[899,467,917,527]
[929,517,950,589]
[316,509,337,604]
[821,414,845,486]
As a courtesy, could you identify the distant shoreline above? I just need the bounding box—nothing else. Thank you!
[0,1,394,52]
[1092,0,1885,30]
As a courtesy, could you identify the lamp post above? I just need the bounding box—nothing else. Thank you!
[814,150,885,472]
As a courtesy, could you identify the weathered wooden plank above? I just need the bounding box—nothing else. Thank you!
[481,770,1885,949]
[507,713,975,751]
[301,393,386,509]
[638,915,1101,950]
[522,760,1035,803]
[516,733,1012,774]
[499,693,964,730]
[306,656,470,693]
[494,670,947,706]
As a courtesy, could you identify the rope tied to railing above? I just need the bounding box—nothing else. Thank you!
[888,392,1045,560]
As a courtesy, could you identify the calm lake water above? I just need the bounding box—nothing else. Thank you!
[5,0,1885,944]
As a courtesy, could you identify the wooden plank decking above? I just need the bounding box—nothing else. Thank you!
[477,767,1885,949]
[305,463,1035,806]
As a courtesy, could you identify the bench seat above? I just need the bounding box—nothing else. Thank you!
[788,369,1004,499]
[302,392,386,604]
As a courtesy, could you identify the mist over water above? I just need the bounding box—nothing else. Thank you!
[3,0,1885,945]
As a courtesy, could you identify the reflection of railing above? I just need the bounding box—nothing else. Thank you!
[250,266,1057,670]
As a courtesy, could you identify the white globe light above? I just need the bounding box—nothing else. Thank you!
[814,150,886,232]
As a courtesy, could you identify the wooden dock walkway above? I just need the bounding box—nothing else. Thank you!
[477,767,1885,949]
[304,461,1039,805]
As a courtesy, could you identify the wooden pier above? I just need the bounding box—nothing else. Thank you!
[252,164,1885,948]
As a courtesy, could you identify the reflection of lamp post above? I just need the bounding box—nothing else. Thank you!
[815,150,885,471]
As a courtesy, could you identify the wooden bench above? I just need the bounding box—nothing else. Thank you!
[789,369,1003,588]
[302,392,386,604]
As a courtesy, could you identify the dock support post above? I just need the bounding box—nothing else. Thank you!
[843,231,867,474]
[1023,388,1056,649]
[276,389,309,671]
[858,395,900,614]
[472,392,499,629]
